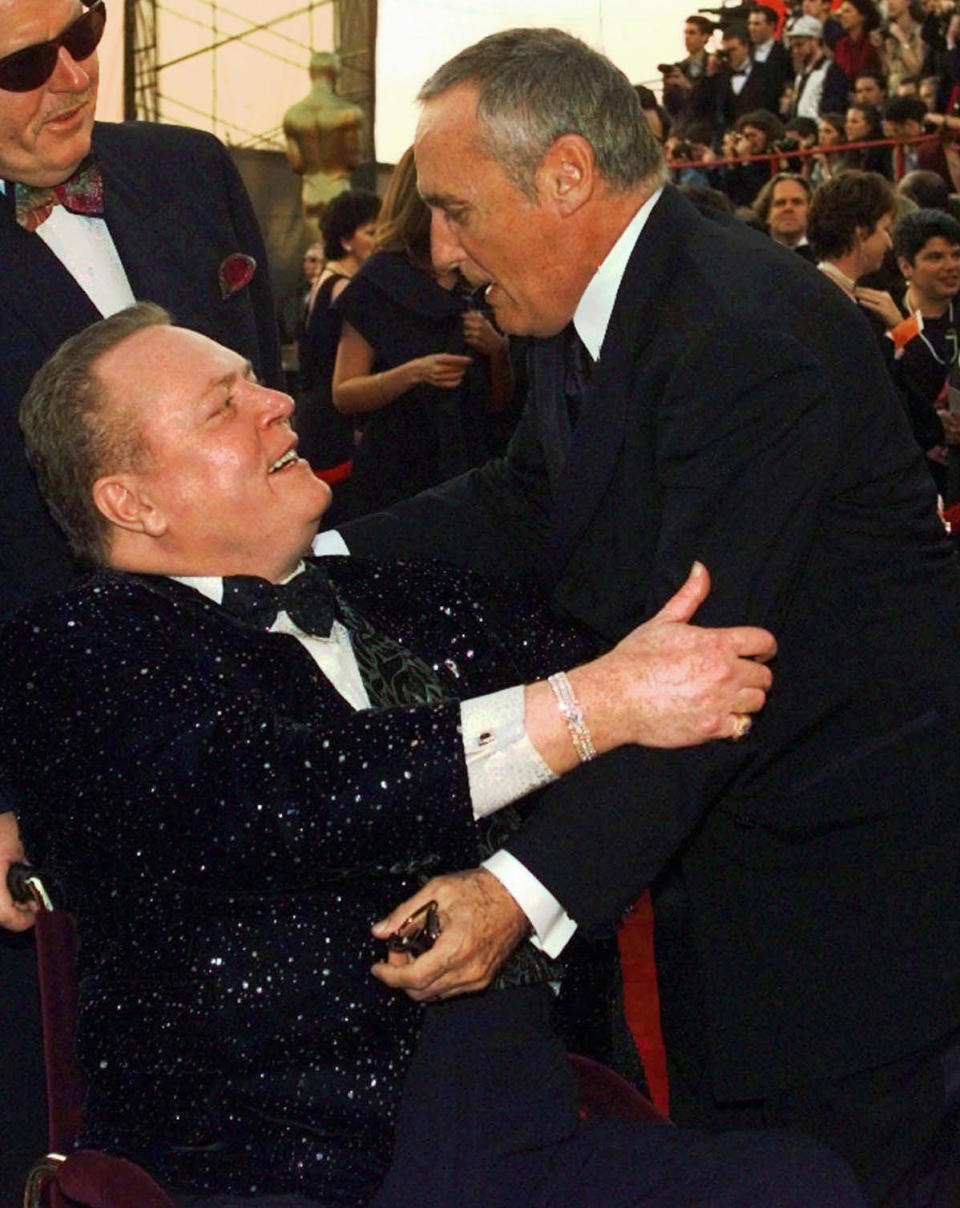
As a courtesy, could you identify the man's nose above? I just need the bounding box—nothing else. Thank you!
[49,45,93,90]
[255,386,294,423]
[430,209,464,271]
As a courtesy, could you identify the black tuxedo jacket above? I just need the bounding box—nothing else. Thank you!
[0,556,587,1202]
[717,59,782,127]
[0,121,281,623]
[756,40,794,100]
[343,187,960,1101]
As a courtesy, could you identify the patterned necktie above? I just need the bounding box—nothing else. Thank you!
[221,561,336,637]
[221,562,445,708]
[13,156,104,233]
[334,595,445,708]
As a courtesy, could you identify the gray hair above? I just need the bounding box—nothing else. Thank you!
[419,27,664,199]
[19,302,171,566]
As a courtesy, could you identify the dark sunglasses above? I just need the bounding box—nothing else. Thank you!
[385,900,441,958]
[0,1,106,93]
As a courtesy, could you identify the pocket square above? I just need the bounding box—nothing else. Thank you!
[218,252,256,299]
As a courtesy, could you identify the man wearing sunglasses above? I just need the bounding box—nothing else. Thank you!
[0,0,281,1197]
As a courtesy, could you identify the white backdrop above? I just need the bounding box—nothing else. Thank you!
[93,1,700,157]
[375,0,700,163]
[95,0,125,122]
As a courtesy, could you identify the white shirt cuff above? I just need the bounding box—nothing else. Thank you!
[482,849,577,958]
[312,530,349,556]
[461,686,556,818]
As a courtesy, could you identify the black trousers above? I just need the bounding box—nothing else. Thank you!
[668,1028,960,1207]
[374,984,867,1208]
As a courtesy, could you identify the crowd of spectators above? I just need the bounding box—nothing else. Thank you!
[659,0,960,200]
[652,3,960,499]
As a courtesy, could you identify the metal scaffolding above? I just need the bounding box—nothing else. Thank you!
[124,0,376,158]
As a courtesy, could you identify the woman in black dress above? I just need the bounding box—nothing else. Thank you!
[296,188,381,482]
[331,148,513,517]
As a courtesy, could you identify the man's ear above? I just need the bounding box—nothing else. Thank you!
[535,134,596,216]
[896,254,912,281]
[92,474,167,538]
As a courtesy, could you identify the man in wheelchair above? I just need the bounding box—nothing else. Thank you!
[0,305,863,1207]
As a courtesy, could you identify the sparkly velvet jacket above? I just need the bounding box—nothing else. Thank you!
[0,556,591,1205]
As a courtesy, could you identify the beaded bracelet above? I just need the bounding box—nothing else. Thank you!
[548,671,598,763]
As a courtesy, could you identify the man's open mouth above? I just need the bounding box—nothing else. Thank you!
[269,449,299,473]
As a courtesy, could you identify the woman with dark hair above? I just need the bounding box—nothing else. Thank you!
[842,102,893,175]
[810,112,847,184]
[296,188,381,483]
[833,0,884,84]
[332,147,513,515]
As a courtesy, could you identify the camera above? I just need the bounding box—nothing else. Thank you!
[671,141,695,159]
[773,136,801,152]
[658,62,679,74]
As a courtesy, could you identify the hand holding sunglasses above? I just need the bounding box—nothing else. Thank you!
[384,900,441,958]
[0,1,106,94]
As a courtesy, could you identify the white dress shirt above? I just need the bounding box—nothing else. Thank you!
[312,189,661,953]
[0,182,135,317]
[36,206,135,317]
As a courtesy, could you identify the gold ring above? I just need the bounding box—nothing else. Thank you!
[730,714,752,741]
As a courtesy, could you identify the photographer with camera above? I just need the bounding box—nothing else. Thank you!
[661,15,719,137]
[711,109,786,205]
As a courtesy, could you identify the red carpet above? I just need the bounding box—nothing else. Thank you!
[618,892,670,1115]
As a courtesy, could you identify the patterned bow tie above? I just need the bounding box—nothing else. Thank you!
[13,156,104,232]
[220,561,337,637]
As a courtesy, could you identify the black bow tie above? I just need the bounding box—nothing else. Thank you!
[220,561,336,637]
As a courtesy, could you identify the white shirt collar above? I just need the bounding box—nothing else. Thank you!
[818,260,857,295]
[173,561,307,605]
[573,187,663,361]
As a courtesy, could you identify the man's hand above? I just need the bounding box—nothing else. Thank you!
[0,810,37,932]
[569,562,776,750]
[371,868,528,1000]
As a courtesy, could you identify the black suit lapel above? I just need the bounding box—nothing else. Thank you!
[93,124,175,302]
[545,188,695,577]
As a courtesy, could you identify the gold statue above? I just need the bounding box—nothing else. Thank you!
[283,52,363,226]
